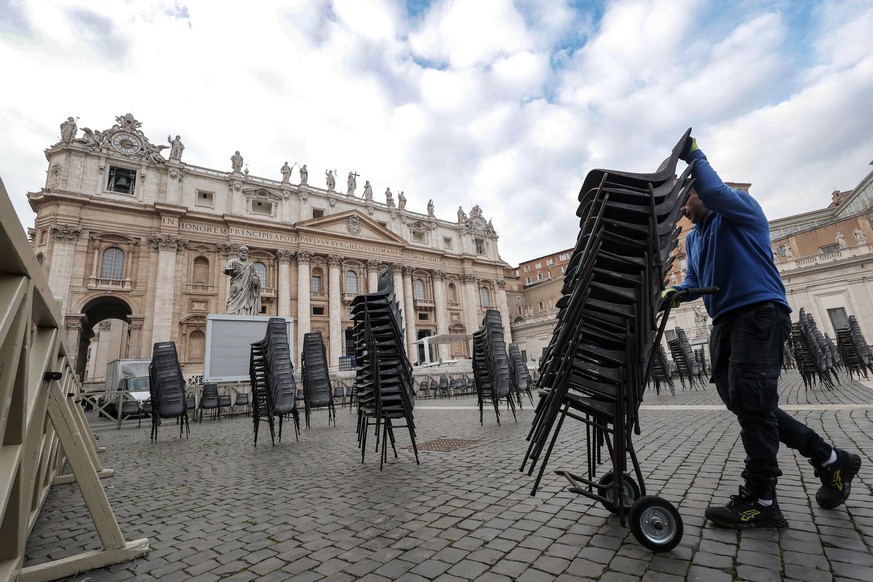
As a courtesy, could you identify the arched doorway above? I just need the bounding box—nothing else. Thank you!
[72,295,137,384]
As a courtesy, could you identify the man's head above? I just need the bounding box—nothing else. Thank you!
[239,245,249,259]
[684,189,711,225]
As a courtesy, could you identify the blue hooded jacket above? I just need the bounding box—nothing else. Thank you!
[675,149,790,321]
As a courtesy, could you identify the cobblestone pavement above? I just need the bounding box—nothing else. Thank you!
[25,370,873,581]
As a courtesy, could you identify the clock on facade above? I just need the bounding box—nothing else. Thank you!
[111,132,141,154]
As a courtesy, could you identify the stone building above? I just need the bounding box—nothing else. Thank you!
[28,113,513,381]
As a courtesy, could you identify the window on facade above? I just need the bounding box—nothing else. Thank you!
[535,262,542,269]
[537,273,544,281]
[192,256,209,285]
[547,258,554,266]
[196,191,214,207]
[413,231,426,242]
[525,277,532,285]
[820,244,841,254]
[474,238,485,254]
[415,278,426,300]
[559,253,569,261]
[312,306,325,316]
[107,166,136,194]
[345,270,358,294]
[516,295,521,302]
[443,237,452,249]
[188,330,205,362]
[516,305,522,314]
[827,307,849,331]
[538,301,544,310]
[312,270,323,294]
[252,200,273,215]
[254,262,267,287]
[479,286,490,307]
[417,312,429,321]
[524,265,531,272]
[312,208,325,219]
[100,247,124,279]
[448,282,458,303]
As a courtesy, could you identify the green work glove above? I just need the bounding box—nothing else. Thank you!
[660,287,681,309]
[679,136,699,162]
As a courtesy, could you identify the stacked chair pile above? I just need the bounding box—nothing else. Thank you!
[301,332,336,428]
[350,268,419,469]
[667,327,704,390]
[790,309,838,389]
[650,344,674,396]
[472,310,516,425]
[835,315,873,379]
[249,318,300,446]
[508,343,534,406]
[148,341,189,442]
[521,129,699,553]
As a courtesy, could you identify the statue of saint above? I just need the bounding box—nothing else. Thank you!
[326,169,336,191]
[231,151,244,173]
[385,188,394,207]
[347,171,358,195]
[60,117,77,143]
[457,206,466,224]
[363,180,373,200]
[224,246,261,316]
[299,164,308,185]
[398,191,406,210]
[427,199,434,217]
[836,231,847,249]
[280,161,292,183]
[167,135,184,160]
[853,227,867,244]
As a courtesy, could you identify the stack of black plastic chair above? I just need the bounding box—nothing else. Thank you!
[472,310,516,425]
[148,341,189,442]
[508,343,534,406]
[350,268,419,469]
[835,315,873,379]
[667,328,704,390]
[301,332,336,428]
[249,318,300,446]
[790,308,838,389]
[521,129,698,553]
[650,344,674,396]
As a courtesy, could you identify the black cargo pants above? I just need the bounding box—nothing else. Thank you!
[710,301,832,498]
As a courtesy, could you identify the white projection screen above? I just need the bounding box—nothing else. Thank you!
[204,314,294,382]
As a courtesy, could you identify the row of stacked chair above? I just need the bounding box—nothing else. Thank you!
[302,332,336,428]
[650,344,675,396]
[790,308,839,389]
[667,327,706,390]
[350,268,419,469]
[522,129,695,521]
[509,343,534,406]
[249,318,300,446]
[835,315,873,379]
[148,341,189,442]
[472,310,516,425]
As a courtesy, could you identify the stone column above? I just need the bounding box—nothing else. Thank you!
[148,234,187,345]
[48,223,82,314]
[127,316,145,359]
[391,262,405,316]
[296,251,312,368]
[462,274,481,335]
[276,250,293,317]
[432,270,450,361]
[64,315,85,380]
[494,279,512,345]
[328,254,343,369]
[366,259,381,292]
[167,166,184,205]
[402,266,417,359]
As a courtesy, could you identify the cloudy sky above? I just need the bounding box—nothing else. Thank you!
[2,0,872,266]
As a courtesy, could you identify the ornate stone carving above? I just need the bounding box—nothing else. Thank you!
[459,273,476,284]
[168,135,184,160]
[243,186,286,202]
[224,245,261,316]
[98,321,112,331]
[296,250,313,264]
[432,269,445,282]
[409,219,435,231]
[218,242,240,258]
[328,254,342,268]
[231,151,244,173]
[227,178,243,194]
[60,116,78,143]
[462,205,496,234]
[168,167,183,182]
[390,263,403,275]
[276,250,293,264]
[385,188,395,207]
[50,164,63,187]
[495,279,506,289]
[148,234,188,252]
[398,191,406,210]
[75,113,171,165]
[366,258,382,271]
[51,223,82,242]
[346,215,362,236]
[347,171,358,195]
[325,169,336,191]
[299,164,308,185]
[280,162,292,183]
[402,265,415,276]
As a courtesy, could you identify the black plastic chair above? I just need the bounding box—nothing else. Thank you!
[199,383,220,422]
[232,392,250,417]
[217,394,232,419]
[118,399,142,429]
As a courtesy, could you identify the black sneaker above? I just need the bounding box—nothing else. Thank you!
[705,486,789,529]
[812,449,862,509]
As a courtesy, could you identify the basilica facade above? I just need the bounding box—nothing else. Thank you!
[29,113,513,380]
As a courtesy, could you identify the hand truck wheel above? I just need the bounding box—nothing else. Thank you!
[628,495,683,552]
[597,471,640,514]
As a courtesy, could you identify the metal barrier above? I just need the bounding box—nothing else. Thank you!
[0,177,149,581]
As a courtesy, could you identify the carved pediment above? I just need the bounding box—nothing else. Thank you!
[297,210,407,245]
[242,186,288,202]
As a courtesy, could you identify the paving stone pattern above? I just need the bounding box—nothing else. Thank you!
[25,371,873,581]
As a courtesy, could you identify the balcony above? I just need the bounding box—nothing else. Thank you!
[186,283,216,295]
[87,277,132,291]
